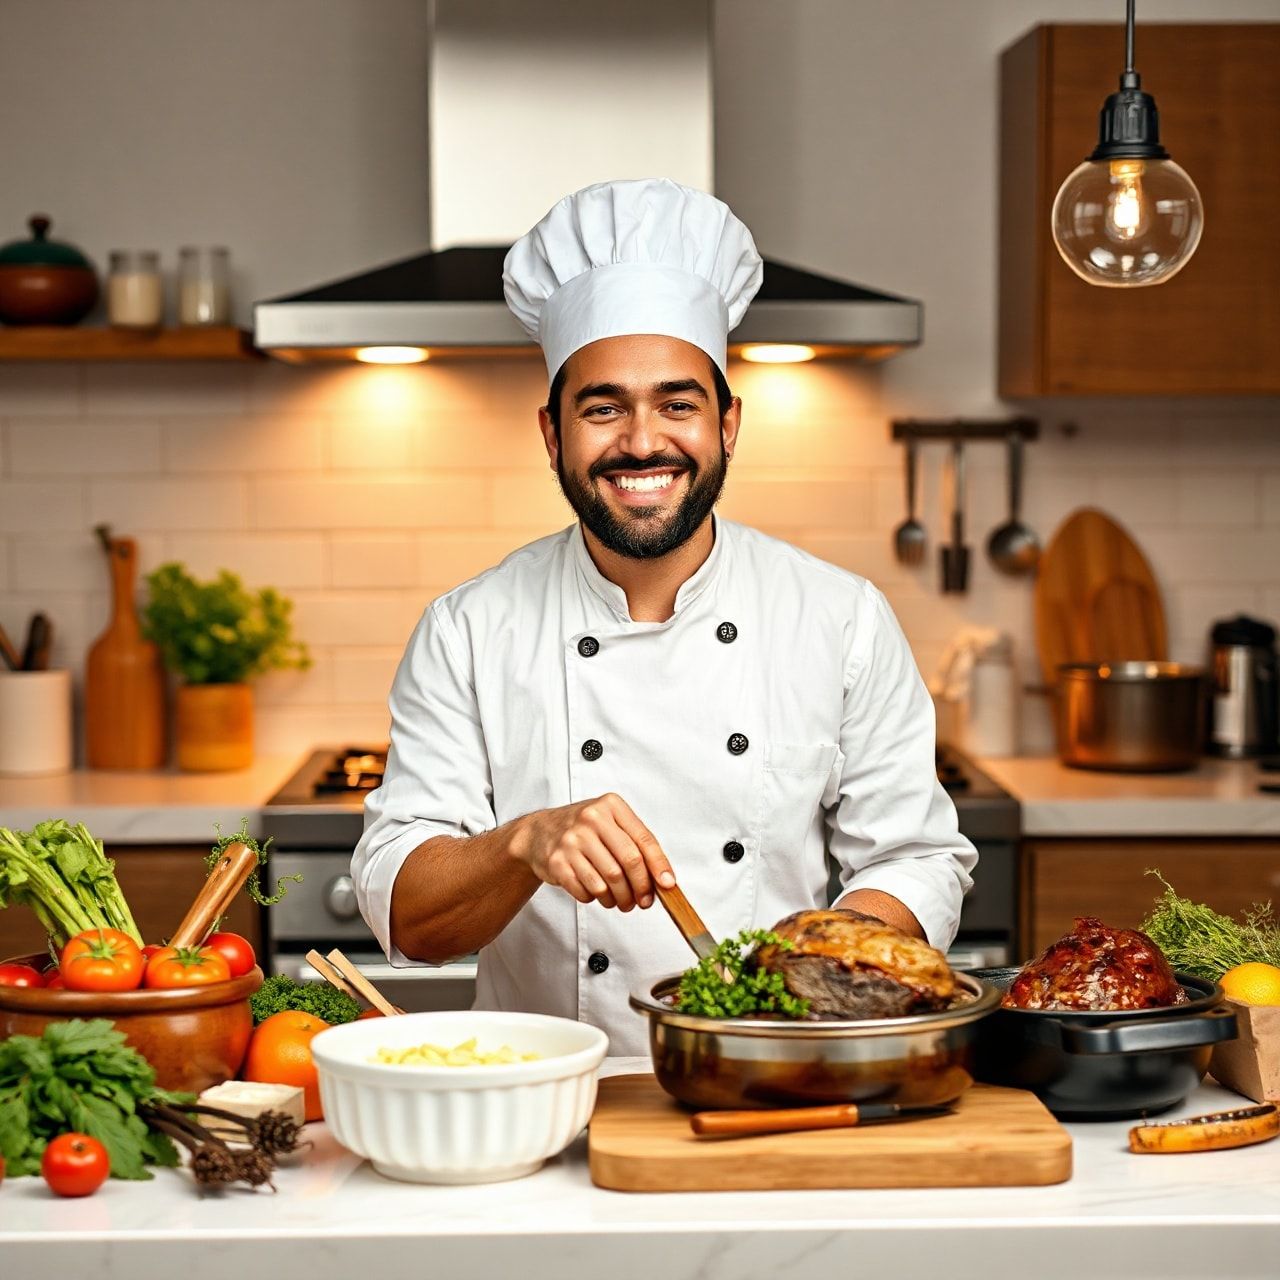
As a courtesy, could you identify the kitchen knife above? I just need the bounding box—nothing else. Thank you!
[691,1100,953,1138]
[20,613,52,671]
[939,439,971,593]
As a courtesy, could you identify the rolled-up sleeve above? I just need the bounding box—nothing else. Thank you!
[352,600,496,964]
[827,586,977,950]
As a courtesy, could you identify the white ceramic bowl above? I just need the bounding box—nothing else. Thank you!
[311,1010,608,1184]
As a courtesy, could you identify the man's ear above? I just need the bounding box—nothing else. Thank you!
[537,405,559,472]
[721,396,743,460]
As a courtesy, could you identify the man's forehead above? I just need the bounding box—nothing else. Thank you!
[564,334,713,390]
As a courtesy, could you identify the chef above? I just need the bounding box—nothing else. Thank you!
[353,178,976,1055]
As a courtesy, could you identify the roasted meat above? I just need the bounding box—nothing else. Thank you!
[753,909,957,1019]
[1003,916,1187,1011]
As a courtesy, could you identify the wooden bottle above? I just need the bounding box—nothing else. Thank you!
[84,533,167,769]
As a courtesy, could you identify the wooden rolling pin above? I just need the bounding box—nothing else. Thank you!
[170,841,259,948]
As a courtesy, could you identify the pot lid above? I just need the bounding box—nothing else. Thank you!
[0,215,94,270]
[1211,614,1276,649]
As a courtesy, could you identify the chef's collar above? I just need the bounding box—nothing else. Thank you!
[571,517,726,624]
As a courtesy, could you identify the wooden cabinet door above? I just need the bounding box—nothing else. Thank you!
[0,846,263,964]
[1000,23,1280,396]
[1023,838,1280,957]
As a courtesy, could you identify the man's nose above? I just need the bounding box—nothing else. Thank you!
[616,407,665,457]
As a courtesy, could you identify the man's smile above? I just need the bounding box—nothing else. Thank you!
[599,466,687,505]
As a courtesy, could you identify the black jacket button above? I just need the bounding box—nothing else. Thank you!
[578,636,600,657]
[581,738,604,761]
[723,840,745,863]
[587,951,610,974]
[716,621,738,644]
[727,732,749,756]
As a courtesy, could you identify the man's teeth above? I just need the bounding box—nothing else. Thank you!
[613,472,675,492]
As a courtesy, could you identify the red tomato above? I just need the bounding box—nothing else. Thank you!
[141,944,166,961]
[0,963,45,988]
[44,971,66,990]
[41,1133,109,1198]
[144,946,232,989]
[357,1008,385,1020]
[59,930,144,993]
[202,931,256,978]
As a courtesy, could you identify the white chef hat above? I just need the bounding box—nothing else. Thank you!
[503,178,763,378]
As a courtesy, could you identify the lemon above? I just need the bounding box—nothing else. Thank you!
[1220,962,1280,1006]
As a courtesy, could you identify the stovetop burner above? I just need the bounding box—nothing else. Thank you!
[314,749,387,795]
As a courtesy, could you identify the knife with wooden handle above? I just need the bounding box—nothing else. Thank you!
[691,1100,952,1138]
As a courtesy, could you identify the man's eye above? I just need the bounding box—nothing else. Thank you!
[584,405,619,418]
[665,401,696,413]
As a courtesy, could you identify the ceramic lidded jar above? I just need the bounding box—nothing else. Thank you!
[0,214,100,325]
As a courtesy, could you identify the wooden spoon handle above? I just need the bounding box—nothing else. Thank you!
[324,948,401,1017]
[691,1105,863,1138]
[170,841,258,948]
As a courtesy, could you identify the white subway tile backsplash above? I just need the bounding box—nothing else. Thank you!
[291,592,427,647]
[85,365,250,416]
[0,365,81,416]
[1175,471,1260,527]
[165,414,325,473]
[89,479,249,531]
[252,476,490,530]
[0,481,87,532]
[161,534,326,589]
[331,535,418,588]
[1,357,1277,752]
[9,418,162,476]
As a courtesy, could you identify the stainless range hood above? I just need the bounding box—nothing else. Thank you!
[254,1,922,365]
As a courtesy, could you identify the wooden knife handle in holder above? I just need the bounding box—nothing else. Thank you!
[170,841,258,948]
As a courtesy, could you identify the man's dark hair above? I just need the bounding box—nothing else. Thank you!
[544,359,733,435]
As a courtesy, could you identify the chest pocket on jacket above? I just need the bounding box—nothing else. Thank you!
[755,742,842,873]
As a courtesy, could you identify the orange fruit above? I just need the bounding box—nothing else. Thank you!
[1220,963,1280,1007]
[243,1010,330,1120]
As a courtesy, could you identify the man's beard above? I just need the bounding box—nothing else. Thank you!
[556,442,728,560]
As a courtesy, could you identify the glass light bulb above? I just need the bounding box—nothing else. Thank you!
[1051,156,1203,287]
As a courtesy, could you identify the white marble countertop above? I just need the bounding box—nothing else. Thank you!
[0,755,300,842]
[978,755,1280,838]
[3,1059,1279,1279]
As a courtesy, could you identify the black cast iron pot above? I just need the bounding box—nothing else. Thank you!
[968,967,1238,1120]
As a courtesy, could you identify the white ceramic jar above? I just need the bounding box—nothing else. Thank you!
[107,249,163,329]
[0,670,73,776]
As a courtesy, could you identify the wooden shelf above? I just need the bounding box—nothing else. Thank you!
[0,325,262,362]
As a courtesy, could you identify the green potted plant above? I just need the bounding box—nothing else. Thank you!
[142,564,310,771]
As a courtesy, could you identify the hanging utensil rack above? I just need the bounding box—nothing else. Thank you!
[890,417,1039,444]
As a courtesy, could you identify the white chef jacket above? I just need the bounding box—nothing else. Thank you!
[353,518,976,1055]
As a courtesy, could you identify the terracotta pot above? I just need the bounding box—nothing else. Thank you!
[0,215,99,325]
[176,682,254,772]
[0,956,263,1094]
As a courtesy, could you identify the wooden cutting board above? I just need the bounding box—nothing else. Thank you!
[588,1075,1072,1191]
[1034,507,1167,686]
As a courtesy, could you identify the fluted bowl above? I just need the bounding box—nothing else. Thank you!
[311,1010,608,1184]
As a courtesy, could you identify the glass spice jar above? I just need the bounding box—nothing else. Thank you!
[107,249,163,329]
[177,246,231,326]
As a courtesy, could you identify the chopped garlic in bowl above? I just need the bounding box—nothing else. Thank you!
[370,1037,542,1067]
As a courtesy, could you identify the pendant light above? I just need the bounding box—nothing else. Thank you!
[1051,0,1203,288]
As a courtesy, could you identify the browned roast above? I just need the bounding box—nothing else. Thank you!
[753,909,957,1019]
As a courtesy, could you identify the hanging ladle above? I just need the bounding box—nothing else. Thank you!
[986,431,1040,576]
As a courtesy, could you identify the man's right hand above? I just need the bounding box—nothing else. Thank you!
[509,793,676,911]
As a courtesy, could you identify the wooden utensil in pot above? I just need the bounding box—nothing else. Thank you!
[306,948,404,1016]
[655,881,734,983]
[170,841,259,948]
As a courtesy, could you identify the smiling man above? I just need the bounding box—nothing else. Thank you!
[352,179,976,1054]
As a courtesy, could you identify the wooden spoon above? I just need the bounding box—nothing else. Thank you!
[170,841,259,948]
[655,882,734,983]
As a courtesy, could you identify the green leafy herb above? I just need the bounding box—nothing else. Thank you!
[142,562,310,686]
[207,818,301,907]
[0,820,142,950]
[675,929,811,1019]
[1141,870,1280,980]
[249,973,362,1026]
[0,1019,189,1179]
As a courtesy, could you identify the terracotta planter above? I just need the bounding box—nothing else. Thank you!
[176,682,254,772]
[0,956,262,1094]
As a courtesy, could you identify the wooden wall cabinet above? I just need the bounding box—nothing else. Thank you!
[0,846,262,962]
[1022,837,1280,959]
[999,23,1280,396]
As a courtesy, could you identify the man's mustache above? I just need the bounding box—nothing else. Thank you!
[588,453,695,480]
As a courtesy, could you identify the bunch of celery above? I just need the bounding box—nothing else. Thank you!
[0,820,142,949]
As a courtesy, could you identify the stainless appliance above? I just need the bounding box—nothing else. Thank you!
[263,744,1021,1009]
[1054,661,1206,773]
[1208,615,1279,759]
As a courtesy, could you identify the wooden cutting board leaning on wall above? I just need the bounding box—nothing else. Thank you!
[1034,508,1168,687]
